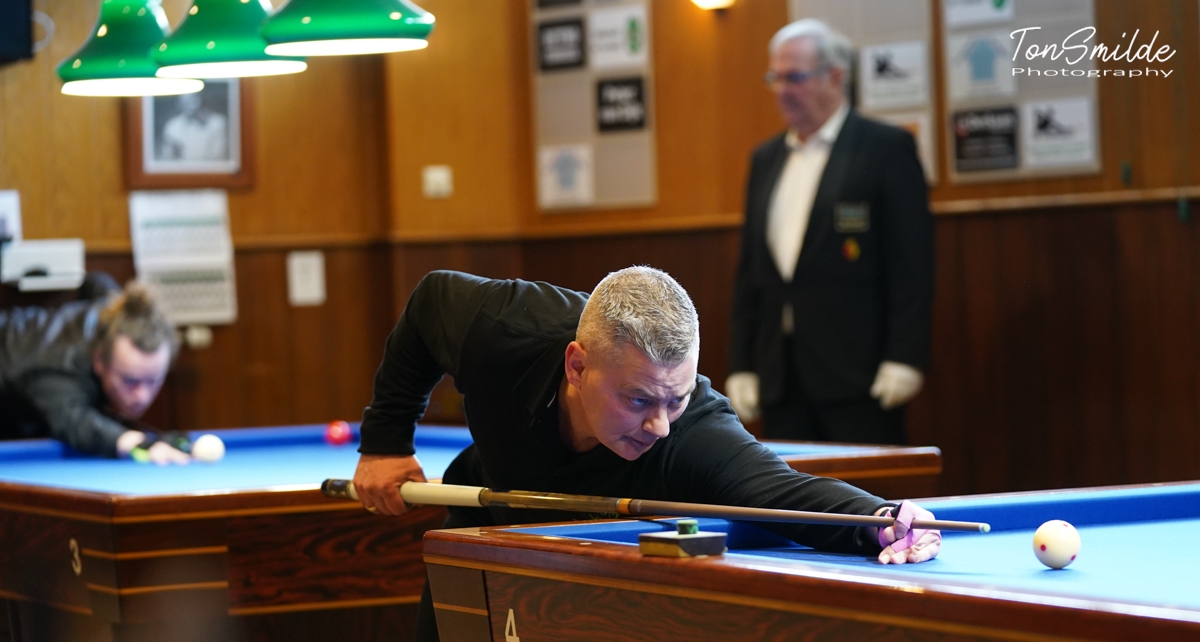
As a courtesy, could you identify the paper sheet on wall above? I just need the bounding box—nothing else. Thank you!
[0,190,21,241]
[128,190,237,325]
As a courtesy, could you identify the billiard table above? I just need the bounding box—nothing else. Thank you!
[423,482,1200,642]
[0,424,468,642]
[0,424,940,642]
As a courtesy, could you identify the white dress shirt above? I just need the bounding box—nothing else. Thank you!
[766,104,849,283]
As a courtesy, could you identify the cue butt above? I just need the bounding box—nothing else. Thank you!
[319,480,487,508]
[321,479,359,501]
[401,481,486,507]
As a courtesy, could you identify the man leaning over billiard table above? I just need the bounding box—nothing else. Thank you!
[352,268,942,642]
[0,279,187,464]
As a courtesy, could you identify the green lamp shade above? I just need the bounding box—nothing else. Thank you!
[57,0,202,96]
[261,0,434,57]
[156,0,307,79]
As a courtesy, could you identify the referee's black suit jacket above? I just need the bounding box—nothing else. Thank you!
[729,109,935,407]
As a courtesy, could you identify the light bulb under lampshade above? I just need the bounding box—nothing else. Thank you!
[155,0,307,79]
[692,0,736,9]
[261,0,434,57]
[57,0,203,96]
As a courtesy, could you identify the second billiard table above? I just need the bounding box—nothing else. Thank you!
[0,423,939,642]
[423,482,1200,642]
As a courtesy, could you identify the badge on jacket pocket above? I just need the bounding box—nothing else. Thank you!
[842,237,861,262]
[834,202,870,233]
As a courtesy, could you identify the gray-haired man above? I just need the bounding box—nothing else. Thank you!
[728,19,935,443]
[351,267,940,642]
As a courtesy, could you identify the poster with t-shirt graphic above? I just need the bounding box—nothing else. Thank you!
[533,0,656,211]
[941,0,1099,182]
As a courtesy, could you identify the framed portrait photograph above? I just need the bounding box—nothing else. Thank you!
[123,78,255,189]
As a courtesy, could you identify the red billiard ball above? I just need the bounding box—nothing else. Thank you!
[325,420,352,446]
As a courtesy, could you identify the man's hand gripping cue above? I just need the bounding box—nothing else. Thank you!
[352,454,428,515]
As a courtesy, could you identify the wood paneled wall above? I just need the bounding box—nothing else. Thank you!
[1,1,134,243]
[915,202,1200,494]
[227,56,388,243]
[381,0,530,241]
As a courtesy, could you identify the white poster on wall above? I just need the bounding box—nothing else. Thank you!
[128,189,238,325]
[945,30,1016,100]
[1021,96,1097,168]
[538,144,595,208]
[859,41,929,110]
[943,0,1014,28]
[588,4,649,70]
[0,190,21,241]
[287,250,326,307]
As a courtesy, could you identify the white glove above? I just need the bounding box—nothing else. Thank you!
[870,361,924,409]
[725,372,761,422]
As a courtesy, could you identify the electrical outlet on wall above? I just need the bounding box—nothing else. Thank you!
[422,165,453,199]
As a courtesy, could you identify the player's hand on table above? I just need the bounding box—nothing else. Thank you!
[116,429,190,466]
[876,501,941,565]
[353,454,428,516]
[145,441,191,465]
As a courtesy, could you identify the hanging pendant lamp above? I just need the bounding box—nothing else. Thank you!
[260,0,434,57]
[57,0,203,96]
[156,0,307,79]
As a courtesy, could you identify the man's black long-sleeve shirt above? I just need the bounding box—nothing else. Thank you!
[360,270,889,554]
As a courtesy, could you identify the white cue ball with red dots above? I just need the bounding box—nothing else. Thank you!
[1033,520,1081,569]
[191,434,225,464]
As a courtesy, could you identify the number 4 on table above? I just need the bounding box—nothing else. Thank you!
[505,608,520,642]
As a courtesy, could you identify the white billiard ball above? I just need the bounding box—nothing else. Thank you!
[191,434,226,464]
[1033,520,1081,569]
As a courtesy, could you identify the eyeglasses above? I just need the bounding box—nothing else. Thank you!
[763,65,829,88]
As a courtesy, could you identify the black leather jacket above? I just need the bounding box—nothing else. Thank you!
[0,298,129,455]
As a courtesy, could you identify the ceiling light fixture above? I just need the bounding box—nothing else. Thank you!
[260,0,434,57]
[57,0,203,96]
[155,0,307,79]
[692,0,736,9]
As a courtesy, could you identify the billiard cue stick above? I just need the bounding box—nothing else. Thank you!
[320,479,990,533]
